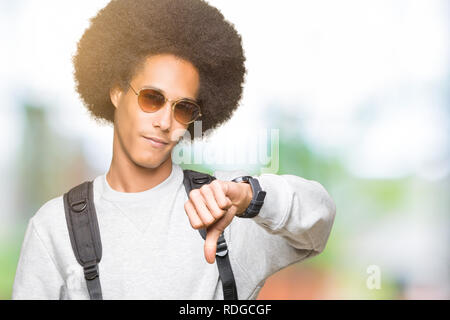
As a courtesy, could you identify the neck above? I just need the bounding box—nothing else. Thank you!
[106,131,173,193]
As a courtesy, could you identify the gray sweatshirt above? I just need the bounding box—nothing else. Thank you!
[11,163,336,300]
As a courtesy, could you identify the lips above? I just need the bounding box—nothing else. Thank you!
[143,136,169,147]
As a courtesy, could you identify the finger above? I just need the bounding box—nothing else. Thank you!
[189,189,215,227]
[184,199,204,229]
[204,226,222,264]
[200,185,227,219]
[209,180,233,210]
[203,206,237,264]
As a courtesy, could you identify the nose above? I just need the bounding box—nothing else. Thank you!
[152,101,173,131]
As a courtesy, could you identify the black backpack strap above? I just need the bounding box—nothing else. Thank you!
[63,181,103,300]
[183,169,238,300]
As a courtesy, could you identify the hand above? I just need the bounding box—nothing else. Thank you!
[184,180,253,264]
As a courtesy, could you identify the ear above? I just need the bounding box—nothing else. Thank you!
[110,85,124,109]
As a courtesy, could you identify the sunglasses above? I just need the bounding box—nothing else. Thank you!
[128,83,202,125]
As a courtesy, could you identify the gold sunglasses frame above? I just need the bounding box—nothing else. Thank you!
[128,83,202,125]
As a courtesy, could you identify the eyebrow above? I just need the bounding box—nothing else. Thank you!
[141,85,198,102]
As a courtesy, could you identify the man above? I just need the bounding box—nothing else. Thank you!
[12,0,336,299]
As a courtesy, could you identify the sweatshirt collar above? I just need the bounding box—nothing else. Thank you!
[97,163,183,203]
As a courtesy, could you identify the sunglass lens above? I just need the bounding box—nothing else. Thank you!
[138,89,165,112]
[174,101,201,124]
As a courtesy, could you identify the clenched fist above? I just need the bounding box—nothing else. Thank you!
[184,179,253,264]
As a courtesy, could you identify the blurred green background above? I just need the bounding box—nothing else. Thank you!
[0,0,449,299]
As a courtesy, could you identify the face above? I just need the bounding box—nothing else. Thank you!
[110,54,200,169]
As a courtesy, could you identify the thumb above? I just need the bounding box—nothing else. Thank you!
[204,226,222,264]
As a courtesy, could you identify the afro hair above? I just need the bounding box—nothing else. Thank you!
[72,0,247,140]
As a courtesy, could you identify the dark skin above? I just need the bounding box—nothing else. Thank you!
[108,54,252,264]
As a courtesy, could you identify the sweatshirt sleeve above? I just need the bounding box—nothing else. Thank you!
[253,173,336,254]
[217,171,336,298]
[11,218,65,300]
